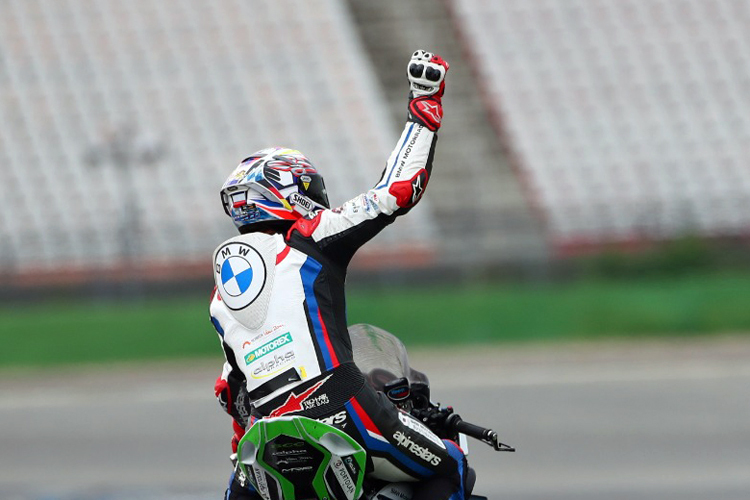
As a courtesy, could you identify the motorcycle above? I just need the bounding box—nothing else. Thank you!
[235,324,514,500]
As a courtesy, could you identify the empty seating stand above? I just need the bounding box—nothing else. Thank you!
[451,0,750,251]
[0,0,438,276]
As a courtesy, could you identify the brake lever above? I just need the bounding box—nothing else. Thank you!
[485,430,516,452]
[445,413,516,452]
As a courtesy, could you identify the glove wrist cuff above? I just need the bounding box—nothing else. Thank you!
[408,96,443,131]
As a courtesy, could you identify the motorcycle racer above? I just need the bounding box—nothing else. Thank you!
[210,50,467,500]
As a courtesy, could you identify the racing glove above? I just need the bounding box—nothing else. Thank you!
[407,50,450,131]
[411,404,460,442]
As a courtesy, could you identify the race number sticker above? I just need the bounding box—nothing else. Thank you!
[214,241,267,310]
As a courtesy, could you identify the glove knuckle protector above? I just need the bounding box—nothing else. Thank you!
[407,49,449,131]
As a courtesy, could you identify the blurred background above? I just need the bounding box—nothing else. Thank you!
[1,0,749,499]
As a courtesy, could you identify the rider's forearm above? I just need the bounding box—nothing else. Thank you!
[287,51,448,256]
[368,121,436,216]
[358,50,449,217]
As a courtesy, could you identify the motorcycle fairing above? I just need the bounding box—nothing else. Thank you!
[238,415,367,500]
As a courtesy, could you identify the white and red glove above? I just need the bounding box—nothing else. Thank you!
[407,50,449,131]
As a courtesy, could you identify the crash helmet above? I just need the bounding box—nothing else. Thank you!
[220,147,329,231]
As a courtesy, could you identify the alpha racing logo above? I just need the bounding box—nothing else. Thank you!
[272,447,308,457]
[251,351,296,379]
[392,431,441,466]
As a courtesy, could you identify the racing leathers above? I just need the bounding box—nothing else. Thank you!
[210,51,466,500]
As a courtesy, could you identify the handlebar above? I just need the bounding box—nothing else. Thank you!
[445,413,516,452]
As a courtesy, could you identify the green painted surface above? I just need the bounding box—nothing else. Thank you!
[2,272,749,367]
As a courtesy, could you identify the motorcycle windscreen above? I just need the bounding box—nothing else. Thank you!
[349,323,428,391]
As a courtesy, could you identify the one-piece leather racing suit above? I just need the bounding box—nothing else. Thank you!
[210,54,465,500]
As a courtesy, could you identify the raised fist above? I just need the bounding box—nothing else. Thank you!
[407,50,449,99]
[407,50,449,131]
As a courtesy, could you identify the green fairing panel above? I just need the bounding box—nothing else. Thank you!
[238,416,367,500]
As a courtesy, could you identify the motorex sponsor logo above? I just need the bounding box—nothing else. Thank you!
[245,332,292,365]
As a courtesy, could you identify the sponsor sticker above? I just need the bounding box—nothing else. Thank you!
[332,458,356,497]
[289,192,313,212]
[276,456,314,466]
[250,350,296,379]
[387,485,412,500]
[343,456,359,482]
[301,393,330,410]
[281,466,314,473]
[268,375,332,417]
[252,467,270,499]
[242,325,285,349]
[214,242,266,310]
[398,412,446,449]
[317,410,347,427]
[361,193,380,215]
[271,441,306,450]
[392,431,442,466]
[394,126,422,178]
[234,390,250,421]
[272,448,308,457]
[244,332,293,365]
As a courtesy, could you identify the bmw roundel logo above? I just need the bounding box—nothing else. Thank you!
[214,242,267,310]
[221,256,254,297]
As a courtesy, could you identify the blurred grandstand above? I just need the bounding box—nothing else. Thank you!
[2,0,750,294]
[451,0,750,254]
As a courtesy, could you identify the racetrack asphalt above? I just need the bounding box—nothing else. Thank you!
[1,335,749,500]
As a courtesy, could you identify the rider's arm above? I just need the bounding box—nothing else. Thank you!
[288,51,449,264]
[210,288,253,430]
[214,361,247,422]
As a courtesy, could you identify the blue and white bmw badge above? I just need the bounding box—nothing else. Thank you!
[214,242,267,310]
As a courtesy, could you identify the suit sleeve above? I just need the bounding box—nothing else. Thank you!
[289,121,437,264]
[210,288,252,429]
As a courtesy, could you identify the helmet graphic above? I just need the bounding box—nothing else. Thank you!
[221,147,329,230]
